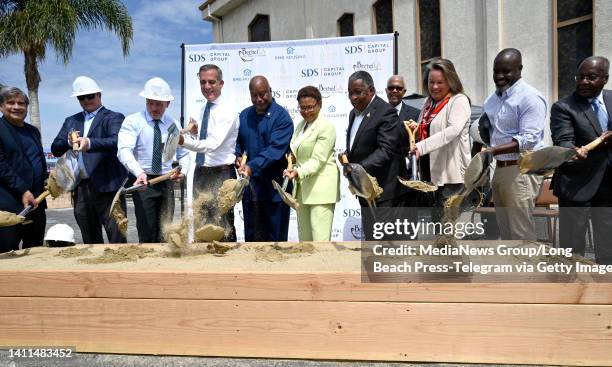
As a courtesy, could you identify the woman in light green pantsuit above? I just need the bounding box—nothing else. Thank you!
[284,86,340,241]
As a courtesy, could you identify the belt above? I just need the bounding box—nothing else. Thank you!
[195,164,235,172]
[496,160,518,168]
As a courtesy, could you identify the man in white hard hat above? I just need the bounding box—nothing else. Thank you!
[178,64,239,241]
[51,76,127,244]
[117,77,189,243]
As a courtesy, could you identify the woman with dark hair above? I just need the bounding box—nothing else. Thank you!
[411,58,471,217]
[284,86,339,241]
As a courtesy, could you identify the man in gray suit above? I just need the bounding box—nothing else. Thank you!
[551,56,612,264]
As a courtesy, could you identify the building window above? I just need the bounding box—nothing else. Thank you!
[373,0,393,34]
[417,0,441,88]
[554,0,593,98]
[338,13,354,37]
[249,14,270,42]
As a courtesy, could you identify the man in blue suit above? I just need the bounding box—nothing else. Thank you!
[51,76,127,244]
[0,87,47,253]
[236,76,293,242]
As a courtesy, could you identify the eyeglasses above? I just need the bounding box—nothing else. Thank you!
[77,93,97,101]
[386,86,404,91]
[574,74,602,82]
[298,104,318,112]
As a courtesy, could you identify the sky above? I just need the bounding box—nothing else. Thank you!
[0,0,212,147]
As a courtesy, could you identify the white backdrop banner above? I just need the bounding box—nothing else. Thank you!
[182,34,395,242]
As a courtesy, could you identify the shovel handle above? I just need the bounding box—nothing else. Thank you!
[403,120,417,146]
[584,136,605,152]
[17,190,51,217]
[340,154,349,165]
[148,166,181,185]
[286,153,293,170]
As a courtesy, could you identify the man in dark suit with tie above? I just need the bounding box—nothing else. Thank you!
[51,76,127,244]
[551,56,612,264]
[344,71,410,240]
[0,87,47,253]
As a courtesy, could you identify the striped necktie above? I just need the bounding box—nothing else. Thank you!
[152,119,162,174]
[195,102,212,166]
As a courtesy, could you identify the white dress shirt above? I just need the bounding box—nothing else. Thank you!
[181,95,239,167]
[348,97,374,151]
[117,110,190,176]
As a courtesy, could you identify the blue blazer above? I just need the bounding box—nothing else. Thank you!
[0,117,47,213]
[236,101,294,202]
[51,107,127,193]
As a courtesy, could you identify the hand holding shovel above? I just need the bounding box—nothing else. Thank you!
[108,166,182,236]
[397,120,437,192]
[274,153,299,210]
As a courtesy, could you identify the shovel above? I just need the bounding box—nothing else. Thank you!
[464,150,494,190]
[233,152,250,201]
[163,124,180,163]
[518,136,605,175]
[109,166,181,236]
[397,120,438,192]
[272,153,299,210]
[340,154,381,219]
[0,150,79,227]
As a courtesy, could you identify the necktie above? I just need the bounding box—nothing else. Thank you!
[195,102,212,166]
[152,119,162,174]
[591,99,609,132]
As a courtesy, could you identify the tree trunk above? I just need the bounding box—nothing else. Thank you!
[24,49,41,130]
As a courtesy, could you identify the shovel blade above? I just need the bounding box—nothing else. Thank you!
[272,179,299,210]
[519,146,576,174]
[163,124,180,162]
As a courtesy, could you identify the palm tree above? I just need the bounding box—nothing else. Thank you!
[0,0,133,129]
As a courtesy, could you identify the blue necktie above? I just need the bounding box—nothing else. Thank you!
[152,119,162,174]
[591,99,610,132]
[195,102,212,166]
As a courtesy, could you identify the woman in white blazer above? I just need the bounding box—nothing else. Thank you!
[411,58,471,221]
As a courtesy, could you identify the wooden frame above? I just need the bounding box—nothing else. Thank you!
[1,243,611,365]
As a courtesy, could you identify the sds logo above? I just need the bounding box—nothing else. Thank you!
[344,45,363,54]
[301,68,319,77]
[188,53,206,62]
[272,90,281,98]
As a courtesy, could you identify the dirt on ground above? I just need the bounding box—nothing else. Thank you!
[78,245,156,264]
[56,247,93,258]
[254,242,316,262]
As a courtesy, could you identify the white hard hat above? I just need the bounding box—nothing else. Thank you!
[44,224,75,243]
[71,76,102,97]
[139,77,174,101]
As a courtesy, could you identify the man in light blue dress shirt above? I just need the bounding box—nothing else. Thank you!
[117,77,189,243]
[482,49,546,240]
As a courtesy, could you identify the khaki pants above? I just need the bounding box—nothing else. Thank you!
[491,165,543,240]
[296,203,335,241]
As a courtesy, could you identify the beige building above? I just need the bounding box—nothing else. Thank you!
[199,0,611,106]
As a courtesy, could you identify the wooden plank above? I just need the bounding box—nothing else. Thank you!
[0,297,611,365]
[1,270,612,304]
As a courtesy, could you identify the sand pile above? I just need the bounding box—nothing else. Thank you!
[56,247,93,258]
[195,224,225,242]
[78,245,156,264]
[254,242,316,262]
[218,179,239,215]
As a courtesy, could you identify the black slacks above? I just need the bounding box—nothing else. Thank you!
[132,178,174,243]
[559,167,612,265]
[73,179,126,244]
[193,165,237,242]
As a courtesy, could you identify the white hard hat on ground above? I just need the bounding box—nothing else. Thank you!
[139,77,174,101]
[44,224,75,244]
[71,76,102,97]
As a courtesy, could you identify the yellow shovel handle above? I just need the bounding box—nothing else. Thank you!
[584,136,605,152]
